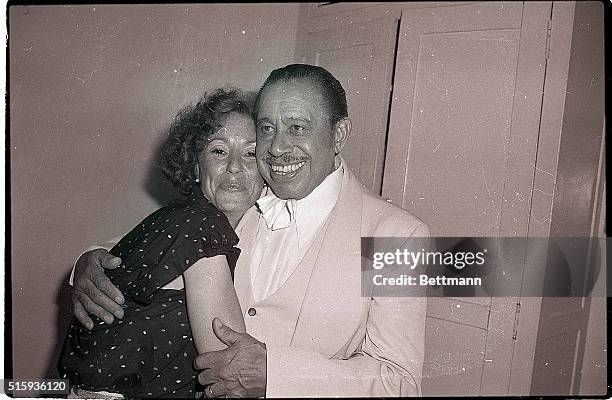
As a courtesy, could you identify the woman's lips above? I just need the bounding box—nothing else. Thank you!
[218,180,246,191]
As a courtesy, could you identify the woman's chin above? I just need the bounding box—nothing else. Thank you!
[215,191,254,215]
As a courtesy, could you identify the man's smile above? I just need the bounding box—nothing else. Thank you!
[269,160,307,175]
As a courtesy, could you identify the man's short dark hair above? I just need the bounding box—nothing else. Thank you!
[254,63,348,125]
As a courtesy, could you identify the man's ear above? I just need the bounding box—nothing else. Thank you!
[333,117,351,155]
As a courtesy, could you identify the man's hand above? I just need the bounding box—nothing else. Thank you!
[195,318,266,398]
[72,249,124,329]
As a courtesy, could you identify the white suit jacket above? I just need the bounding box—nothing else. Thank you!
[233,167,429,397]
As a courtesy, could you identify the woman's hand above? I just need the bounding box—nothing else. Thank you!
[72,249,125,329]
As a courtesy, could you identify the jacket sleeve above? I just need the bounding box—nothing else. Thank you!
[265,223,430,397]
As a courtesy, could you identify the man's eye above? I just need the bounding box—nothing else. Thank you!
[245,151,256,159]
[290,125,305,133]
[211,148,227,156]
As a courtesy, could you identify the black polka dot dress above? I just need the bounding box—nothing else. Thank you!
[58,191,240,398]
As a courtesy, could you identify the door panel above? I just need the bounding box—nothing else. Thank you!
[388,28,520,236]
[422,317,488,396]
[382,1,526,234]
[297,17,398,193]
[316,44,376,181]
[425,297,490,330]
[381,2,552,395]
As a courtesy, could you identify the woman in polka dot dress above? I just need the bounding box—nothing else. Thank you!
[59,88,265,398]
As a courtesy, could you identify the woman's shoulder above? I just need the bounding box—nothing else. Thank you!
[154,192,224,221]
[121,192,233,247]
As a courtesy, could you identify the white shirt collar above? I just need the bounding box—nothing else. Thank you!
[257,163,344,247]
[295,163,343,220]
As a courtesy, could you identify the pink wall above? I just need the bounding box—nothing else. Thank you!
[9,4,298,379]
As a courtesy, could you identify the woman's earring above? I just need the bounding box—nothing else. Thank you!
[334,154,342,169]
[195,177,200,183]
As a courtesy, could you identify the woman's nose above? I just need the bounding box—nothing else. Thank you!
[226,152,243,174]
[269,131,293,156]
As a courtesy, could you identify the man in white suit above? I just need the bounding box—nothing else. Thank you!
[71,64,429,397]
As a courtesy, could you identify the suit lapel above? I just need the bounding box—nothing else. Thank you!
[290,169,368,356]
[253,228,328,347]
[233,206,260,311]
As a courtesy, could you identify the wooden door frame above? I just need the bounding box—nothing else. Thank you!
[508,1,577,395]
[479,1,554,395]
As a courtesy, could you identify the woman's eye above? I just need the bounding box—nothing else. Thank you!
[211,148,227,156]
[258,125,275,134]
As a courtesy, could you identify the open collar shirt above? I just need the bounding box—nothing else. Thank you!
[238,164,344,303]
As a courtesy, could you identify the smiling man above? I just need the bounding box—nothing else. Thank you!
[255,76,343,200]
[193,64,430,398]
[70,64,429,398]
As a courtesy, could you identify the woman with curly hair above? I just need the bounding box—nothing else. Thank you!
[59,87,265,398]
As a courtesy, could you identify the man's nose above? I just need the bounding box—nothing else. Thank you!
[269,130,293,157]
[226,152,243,174]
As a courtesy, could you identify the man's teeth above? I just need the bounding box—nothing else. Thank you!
[270,161,306,175]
